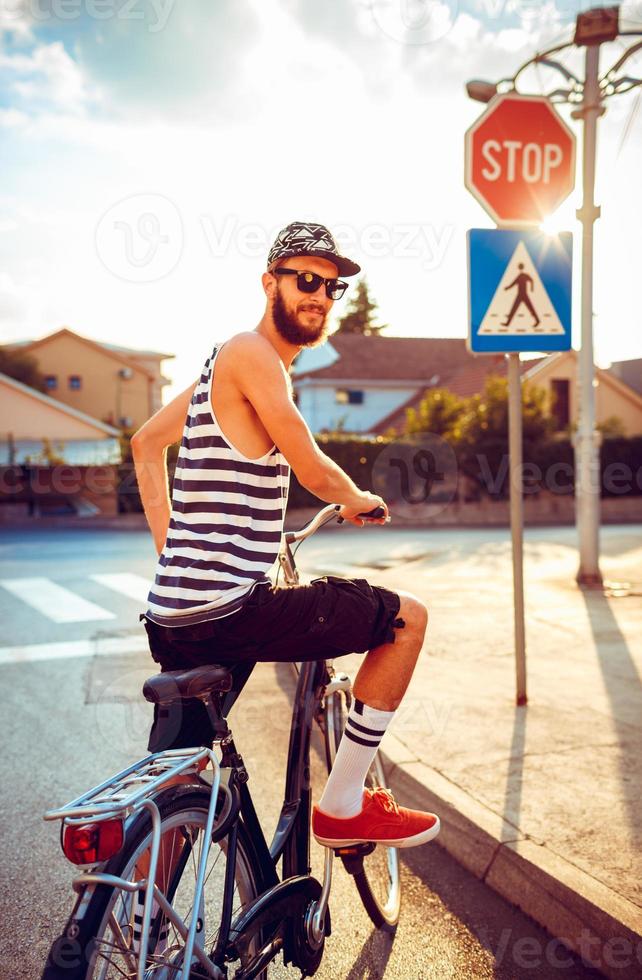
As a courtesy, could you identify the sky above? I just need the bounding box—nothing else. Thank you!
[1,0,641,399]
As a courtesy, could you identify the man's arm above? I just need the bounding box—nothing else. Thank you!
[130,378,199,554]
[230,333,376,513]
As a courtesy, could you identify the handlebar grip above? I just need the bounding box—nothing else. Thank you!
[336,504,388,525]
[357,505,386,519]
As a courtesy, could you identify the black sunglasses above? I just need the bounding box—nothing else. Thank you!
[273,268,349,301]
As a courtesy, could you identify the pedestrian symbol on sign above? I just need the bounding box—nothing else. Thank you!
[502,264,539,328]
[478,241,565,336]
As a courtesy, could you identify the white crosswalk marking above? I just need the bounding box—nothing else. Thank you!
[91,573,150,603]
[0,578,115,623]
[0,634,149,667]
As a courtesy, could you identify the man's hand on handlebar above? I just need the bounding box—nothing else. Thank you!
[338,492,389,527]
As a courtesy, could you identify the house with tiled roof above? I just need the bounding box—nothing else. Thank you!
[2,327,174,429]
[374,349,642,437]
[0,371,121,466]
[0,371,123,516]
[372,353,545,434]
[292,336,642,438]
[523,351,642,436]
[292,335,478,434]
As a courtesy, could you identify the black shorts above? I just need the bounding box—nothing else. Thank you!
[143,575,403,753]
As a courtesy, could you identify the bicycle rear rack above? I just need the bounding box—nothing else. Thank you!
[44,746,222,980]
[44,747,215,824]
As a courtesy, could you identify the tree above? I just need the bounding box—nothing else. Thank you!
[404,388,467,439]
[0,346,47,392]
[23,437,66,466]
[335,278,387,336]
[597,415,626,438]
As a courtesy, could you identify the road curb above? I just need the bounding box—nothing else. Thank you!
[383,751,642,980]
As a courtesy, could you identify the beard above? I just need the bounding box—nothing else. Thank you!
[272,285,330,347]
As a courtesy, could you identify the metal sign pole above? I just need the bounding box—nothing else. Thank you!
[507,352,527,705]
[468,228,572,707]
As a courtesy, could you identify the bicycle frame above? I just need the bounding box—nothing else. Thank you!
[204,654,337,972]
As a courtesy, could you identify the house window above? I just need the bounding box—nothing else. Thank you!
[45,375,58,391]
[68,375,82,391]
[335,389,364,405]
[551,378,570,430]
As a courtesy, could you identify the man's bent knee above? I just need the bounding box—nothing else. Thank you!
[396,591,429,633]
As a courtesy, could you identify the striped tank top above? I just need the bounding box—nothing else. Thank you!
[145,340,290,627]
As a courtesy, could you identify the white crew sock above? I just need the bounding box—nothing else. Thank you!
[318,697,396,818]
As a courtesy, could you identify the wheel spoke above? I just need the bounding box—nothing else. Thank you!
[94,939,135,979]
[106,908,138,973]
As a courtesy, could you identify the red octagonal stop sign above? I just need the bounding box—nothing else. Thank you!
[465,93,576,226]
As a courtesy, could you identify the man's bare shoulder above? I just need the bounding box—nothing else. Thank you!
[226,331,279,363]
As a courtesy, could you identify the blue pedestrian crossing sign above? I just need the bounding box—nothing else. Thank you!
[467,228,572,354]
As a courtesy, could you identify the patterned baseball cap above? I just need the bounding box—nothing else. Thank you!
[267,220,361,278]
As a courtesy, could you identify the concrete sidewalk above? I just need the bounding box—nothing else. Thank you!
[340,527,642,979]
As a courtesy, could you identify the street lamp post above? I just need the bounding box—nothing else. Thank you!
[573,40,604,586]
[466,5,642,588]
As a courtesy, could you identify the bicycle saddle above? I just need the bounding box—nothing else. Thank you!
[143,665,234,704]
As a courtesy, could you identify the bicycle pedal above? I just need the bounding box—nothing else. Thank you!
[334,841,376,857]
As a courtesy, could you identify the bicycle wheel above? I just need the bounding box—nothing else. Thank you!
[43,786,270,979]
[323,688,401,933]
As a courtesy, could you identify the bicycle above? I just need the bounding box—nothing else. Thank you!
[42,502,401,979]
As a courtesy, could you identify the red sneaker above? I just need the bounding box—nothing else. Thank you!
[312,786,440,849]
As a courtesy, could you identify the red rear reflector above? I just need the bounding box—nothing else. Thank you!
[62,818,124,865]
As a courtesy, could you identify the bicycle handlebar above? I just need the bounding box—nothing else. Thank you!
[284,503,390,545]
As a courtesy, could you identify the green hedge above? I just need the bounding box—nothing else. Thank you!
[425,436,641,501]
[599,436,642,498]
[116,433,642,513]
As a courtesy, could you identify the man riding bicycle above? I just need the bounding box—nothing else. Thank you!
[132,219,440,855]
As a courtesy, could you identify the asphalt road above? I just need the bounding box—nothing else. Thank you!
[0,523,610,979]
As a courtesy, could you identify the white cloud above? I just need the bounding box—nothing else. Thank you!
[0,39,103,114]
[494,26,532,50]
[0,106,28,127]
[447,12,484,48]
[0,269,38,332]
